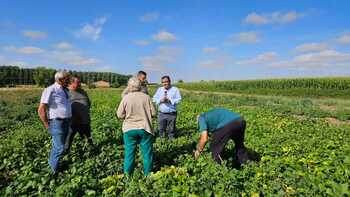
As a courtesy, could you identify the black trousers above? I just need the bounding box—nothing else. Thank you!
[64,124,93,152]
[210,119,246,164]
[158,112,177,139]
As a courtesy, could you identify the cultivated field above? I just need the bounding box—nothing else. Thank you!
[0,83,349,196]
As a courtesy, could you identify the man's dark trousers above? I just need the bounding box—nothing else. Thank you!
[65,124,93,152]
[158,112,177,139]
[210,119,246,164]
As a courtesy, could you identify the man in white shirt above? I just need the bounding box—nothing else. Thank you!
[38,70,71,175]
[153,76,181,140]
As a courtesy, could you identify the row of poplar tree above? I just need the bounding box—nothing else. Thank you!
[0,66,131,87]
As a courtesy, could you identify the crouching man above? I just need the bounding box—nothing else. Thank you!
[194,108,249,165]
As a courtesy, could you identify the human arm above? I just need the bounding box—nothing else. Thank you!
[149,97,156,117]
[168,88,181,105]
[194,115,209,159]
[83,89,91,108]
[38,88,51,129]
[194,131,208,159]
[38,103,49,129]
[152,88,162,104]
[116,99,126,119]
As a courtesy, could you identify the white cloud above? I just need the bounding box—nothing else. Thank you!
[294,50,350,63]
[139,46,181,71]
[199,59,225,69]
[75,16,107,41]
[335,34,350,45]
[243,11,304,25]
[94,66,113,72]
[133,40,150,46]
[23,30,48,40]
[7,61,31,68]
[54,42,74,50]
[202,47,218,53]
[152,30,177,42]
[4,46,45,55]
[268,50,350,70]
[236,52,278,65]
[0,56,35,68]
[198,53,233,69]
[243,13,269,25]
[140,12,160,22]
[49,50,100,66]
[225,31,260,45]
[295,43,329,53]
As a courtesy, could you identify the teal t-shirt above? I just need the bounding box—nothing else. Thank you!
[198,108,241,133]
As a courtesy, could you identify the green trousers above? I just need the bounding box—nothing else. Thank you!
[123,129,154,176]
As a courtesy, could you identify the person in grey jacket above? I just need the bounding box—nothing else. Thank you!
[65,77,93,152]
[122,70,148,97]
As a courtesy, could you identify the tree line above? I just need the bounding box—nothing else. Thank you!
[0,65,131,87]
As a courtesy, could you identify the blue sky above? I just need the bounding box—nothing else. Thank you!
[0,0,350,82]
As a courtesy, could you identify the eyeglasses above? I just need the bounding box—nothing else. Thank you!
[161,81,170,83]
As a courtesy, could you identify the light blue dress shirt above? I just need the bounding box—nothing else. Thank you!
[153,86,181,113]
[40,82,72,119]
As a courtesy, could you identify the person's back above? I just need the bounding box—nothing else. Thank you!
[70,88,90,125]
[118,92,155,134]
[116,76,156,176]
[199,108,241,133]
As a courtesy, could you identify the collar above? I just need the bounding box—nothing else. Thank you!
[163,86,172,91]
[54,82,62,88]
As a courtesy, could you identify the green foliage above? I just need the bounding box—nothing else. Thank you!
[0,90,41,133]
[178,77,350,98]
[0,89,349,196]
[33,67,56,87]
[0,72,6,87]
[0,65,130,86]
[88,82,96,89]
[111,81,120,88]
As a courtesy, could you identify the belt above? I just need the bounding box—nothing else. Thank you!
[159,111,177,115]
[49,117,71,121]
[229,118,244,126]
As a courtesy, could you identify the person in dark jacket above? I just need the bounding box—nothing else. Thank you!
[65,77,93,152]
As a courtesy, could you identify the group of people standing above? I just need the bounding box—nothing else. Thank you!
[38,71,93,174]
[116,72,182,175]
[38,70,250,177]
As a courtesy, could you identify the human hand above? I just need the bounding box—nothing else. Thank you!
[161,97,169,103]
[193,149,201,160]
[44,122,49,129]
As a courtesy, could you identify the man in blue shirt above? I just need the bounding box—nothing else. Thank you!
[153,76,181,140]
[194,108,249,165]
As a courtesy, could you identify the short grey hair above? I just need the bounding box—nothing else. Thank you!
[70,76,80,83]
[54,70,69,82]
[127,77,141,92]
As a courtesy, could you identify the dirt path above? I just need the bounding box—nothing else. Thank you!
[180,88,350,126]
[179,88,350,103]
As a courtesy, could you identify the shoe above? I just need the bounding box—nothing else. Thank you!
[236,149,249,165]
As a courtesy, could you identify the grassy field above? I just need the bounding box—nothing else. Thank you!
[177,77,350,98]
[0,87,349,196]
